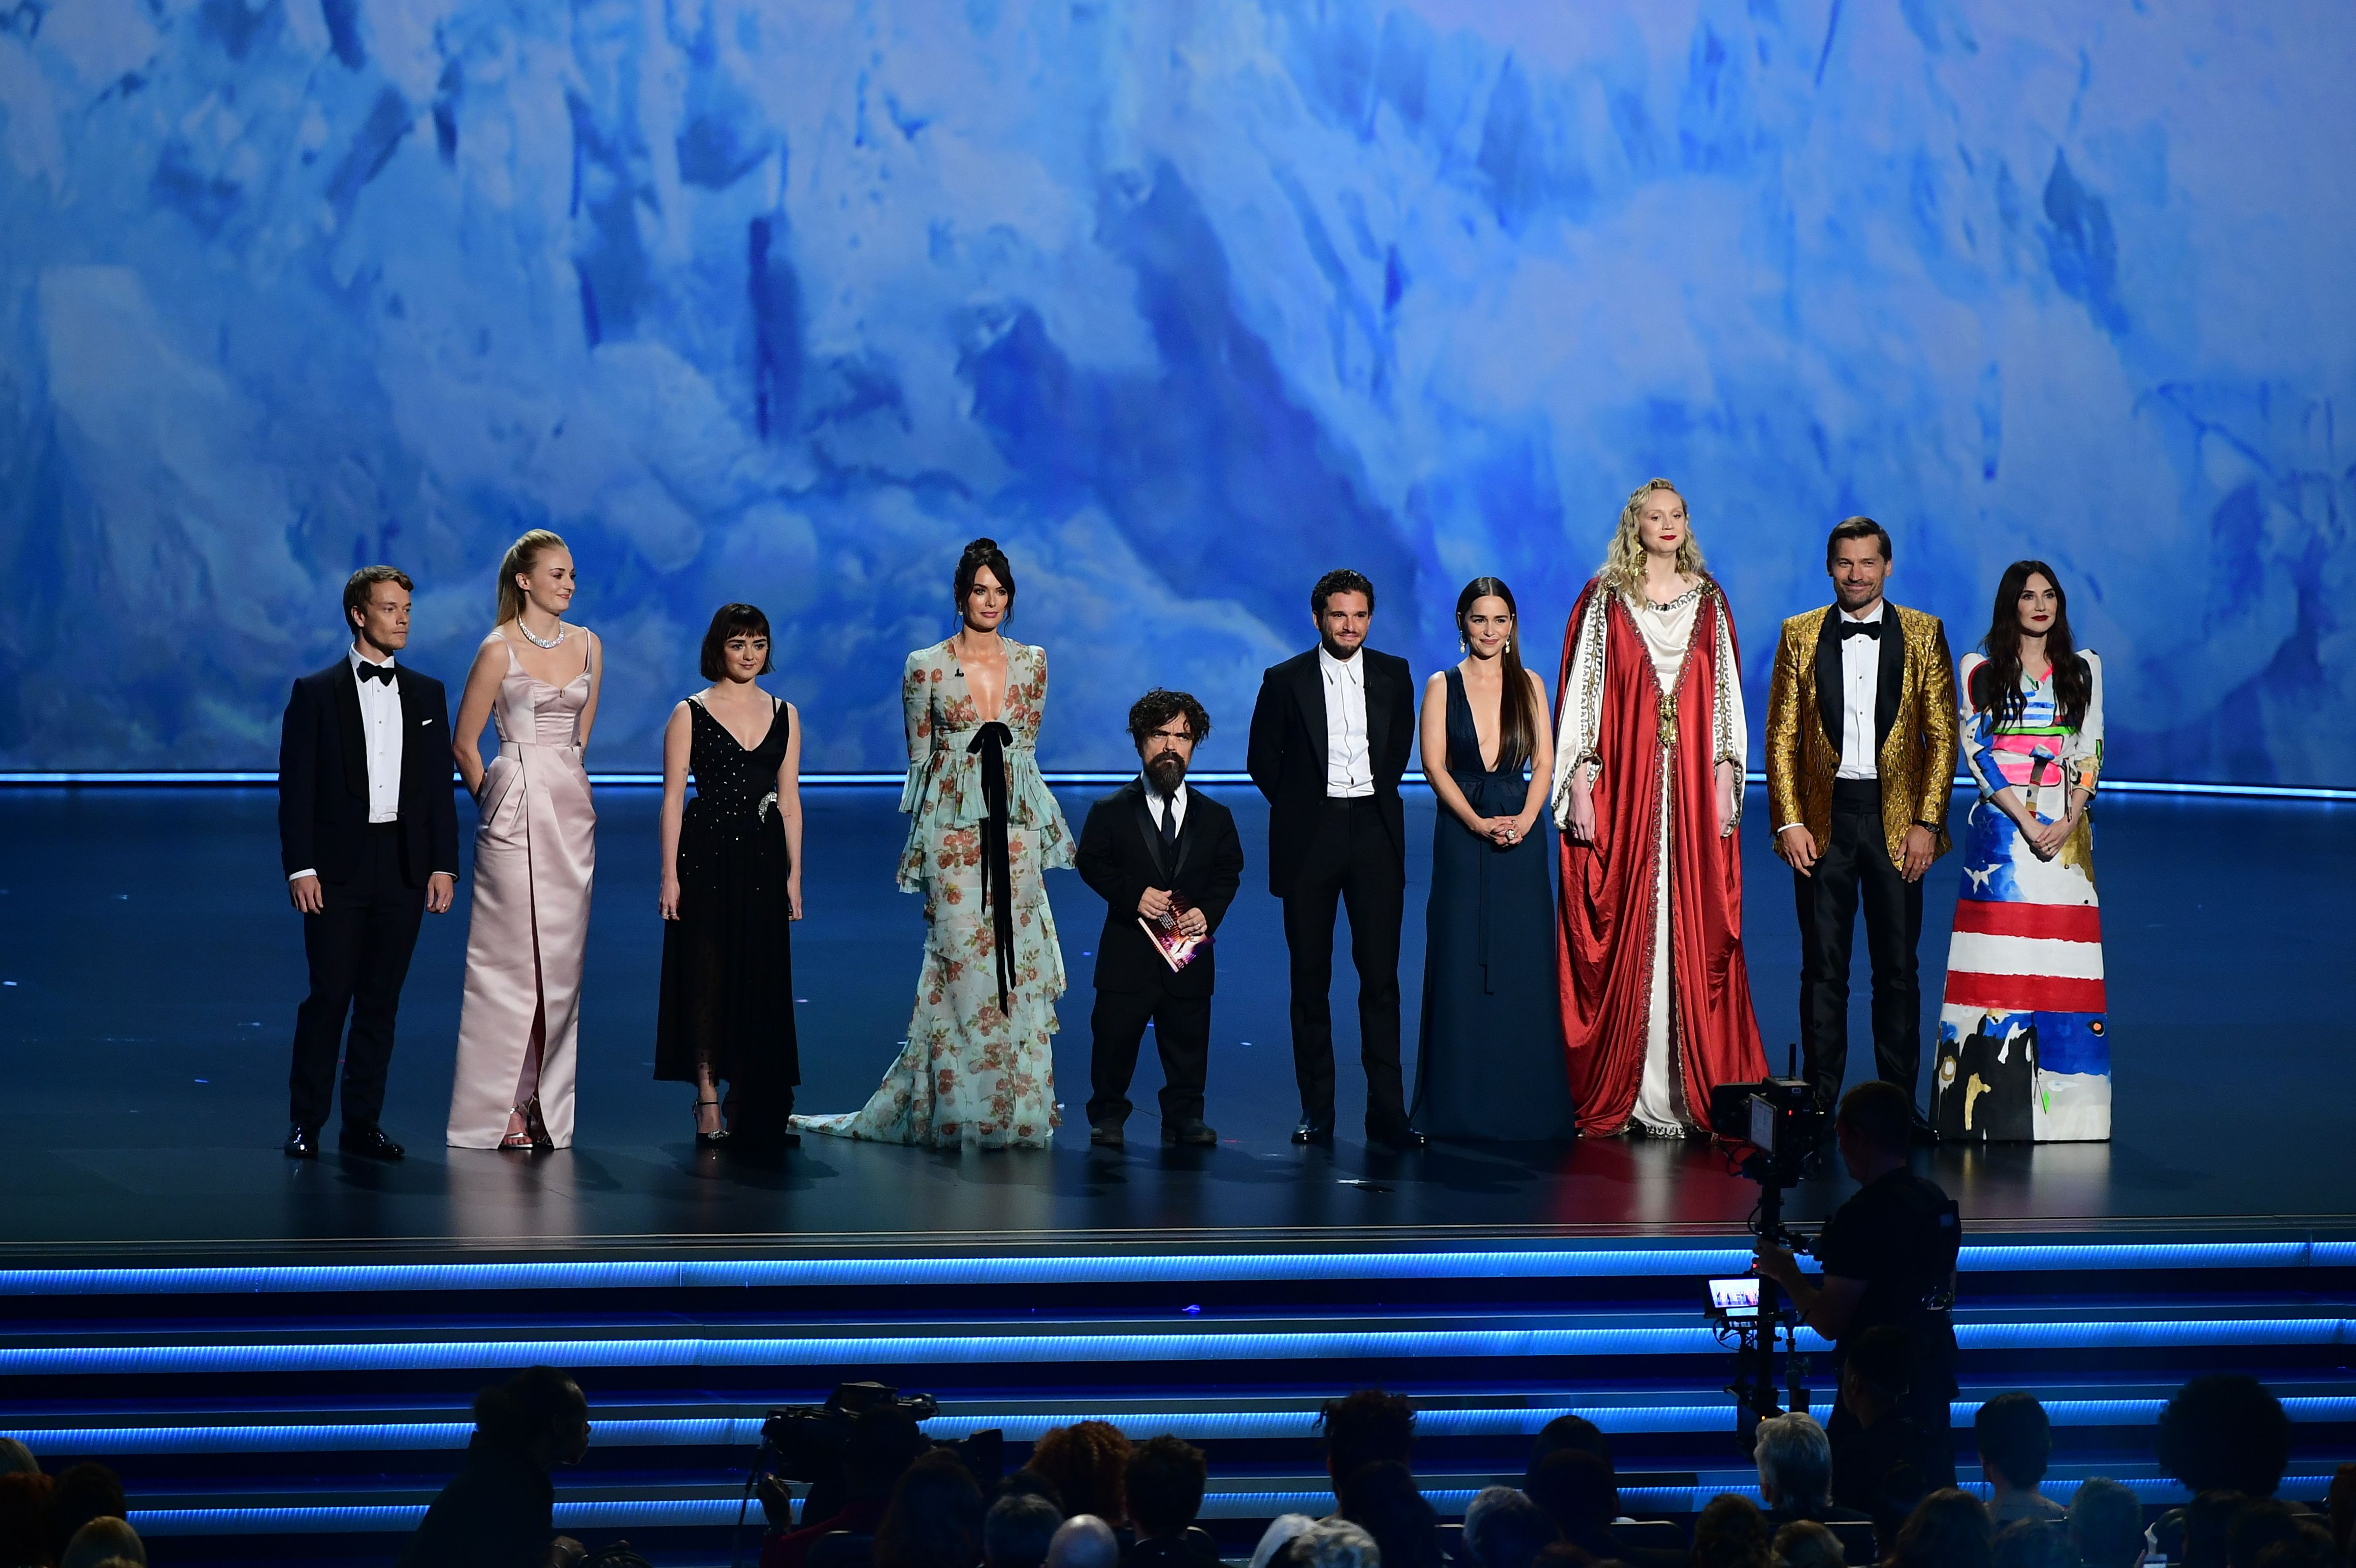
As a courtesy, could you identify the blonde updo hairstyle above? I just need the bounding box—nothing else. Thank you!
[497,529,571,626]
[1600,478,1706,597]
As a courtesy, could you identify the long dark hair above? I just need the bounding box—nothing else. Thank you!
[1456,577,1539,770]
[1969,560,2090,732]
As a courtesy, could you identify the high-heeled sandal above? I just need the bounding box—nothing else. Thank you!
[521,1096,555,1152]
[693,1099,730,1147]
[500,1105,535,1151]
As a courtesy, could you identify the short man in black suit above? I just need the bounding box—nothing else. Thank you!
[277,566,461,1160]
[1075,690,1246,1149]
[1246,569,1424,1150]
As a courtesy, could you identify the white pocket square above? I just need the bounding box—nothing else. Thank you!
[420,718,436,726]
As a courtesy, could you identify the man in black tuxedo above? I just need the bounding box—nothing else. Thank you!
[1246,569,1423,1150]
[1075,690,1246,1149]
[277,566,461,1160]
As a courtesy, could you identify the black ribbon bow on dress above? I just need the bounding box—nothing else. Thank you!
[966,721,1019,1021]
[1838,619,1883,640]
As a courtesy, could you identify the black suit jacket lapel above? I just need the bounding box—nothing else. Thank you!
[1293,655,1329,777]
[332,663,367,801]
[1814,610,1843,752]
[1874,607,1905,751]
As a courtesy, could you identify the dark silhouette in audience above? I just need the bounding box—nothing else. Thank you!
[1030,1424,1133,1534]
[1695,1495,1773,1568]
[1124,1436,1217,1568]
[875,1452,987,1568]
[1885,1490,1993,1568]
[1976,1395,2064,1525]
[1337,1459,1442,1568]
[396,1366,591,1568]
[1463,1487,1560,1568]
[1322,1390,1416,1487]
[987,1493,1065,1568]
[2159,1377,2297,1500]
[2065,1479,2147,1568]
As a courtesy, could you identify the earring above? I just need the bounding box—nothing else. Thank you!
[1459,635,1468,652]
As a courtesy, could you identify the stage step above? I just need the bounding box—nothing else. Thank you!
[4,1239,2352,1566]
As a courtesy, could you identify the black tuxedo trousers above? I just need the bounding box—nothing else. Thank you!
[1284,797,1408,1137]
[291,823,427,1129]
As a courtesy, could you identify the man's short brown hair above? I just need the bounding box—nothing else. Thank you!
[1837,1080,1913,1153]
[344,565,414,630]
[1825,516,1892,567]
[1127,689,1211,752]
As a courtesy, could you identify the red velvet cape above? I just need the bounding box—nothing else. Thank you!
[1553,579,1767,1135]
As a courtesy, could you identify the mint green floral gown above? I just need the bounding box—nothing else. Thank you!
[792,639,1074,1148]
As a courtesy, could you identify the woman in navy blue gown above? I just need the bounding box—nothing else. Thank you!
[1410,577,1578,1140]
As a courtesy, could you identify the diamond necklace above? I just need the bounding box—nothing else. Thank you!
[516,618,567,649]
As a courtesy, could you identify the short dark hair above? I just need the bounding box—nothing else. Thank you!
[1463,1488,1558,1568]
[1311,568,1376,616]
[1888,1489,1992,1568]
[472,1365,585,1448]
[984,1492,1063,1568]
[1526,1414,1613,1491]
[1321,1389,1414,1480]
[700,603,776,681]
[2157,1376,2295,1497]
[2066,1479,2146,1568]
[1826,516,1893,567]
[1694,1494,1772,1568]
[1975,1393,2053,1489]
[343,565,413,630]
[1128,689,1211,752]
[1124,1435,1207,1539]
[956,537,1018,618]
[1838,1080,1914,1154]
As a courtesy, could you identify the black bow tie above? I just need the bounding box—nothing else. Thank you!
[356,662,397,684]
[1839,620,1883,641]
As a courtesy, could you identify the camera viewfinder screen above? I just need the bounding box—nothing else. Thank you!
[1709,1277,1761,1318]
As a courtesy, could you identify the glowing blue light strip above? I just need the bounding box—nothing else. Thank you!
[8,1239,2354,1298]
[19,1395,2355,1458]
[9,1314,2356,1378]
[3,770,2347,798]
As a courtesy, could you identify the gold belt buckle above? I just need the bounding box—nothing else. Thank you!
[1657,691,1679,749]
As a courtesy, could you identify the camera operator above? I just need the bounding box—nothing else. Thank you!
[760,1407,929,1568]
[1753,1082,1959,1490]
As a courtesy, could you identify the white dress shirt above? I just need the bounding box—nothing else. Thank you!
[288,645,403,884]
[1835,601,1885,780]
[1142,776,1190,837]
[1319,645,1375,798]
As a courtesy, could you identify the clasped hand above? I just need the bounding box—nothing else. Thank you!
[2021,811,2074,860]
[1138,887,1205,937]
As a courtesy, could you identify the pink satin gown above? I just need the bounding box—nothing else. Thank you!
[446,632,597,1148]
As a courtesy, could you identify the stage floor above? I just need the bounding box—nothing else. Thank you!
[0,785,2348,1261]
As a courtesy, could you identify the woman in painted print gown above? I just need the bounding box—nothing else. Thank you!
[793,538,1076,1149]
[1550,479,1767,1136]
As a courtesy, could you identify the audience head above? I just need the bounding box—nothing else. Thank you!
[2157,1377,2295,1499]
[2250,1525,2335,1568]
[60,1515,146,1568]
[1695,1494,1773,1568]
[1126,1435,1208,1541]
[1464,1486,1560,1568]
[1773,1520,1845,1568]
[1045,1514,1120,1568]
[1527,1416,1615,1492]
[1754,1412,1833,1514]
[877,1450,988,1568]
[0,1472,56,1568]
[2228,1501,2307,1568]
[1321,1390,1416,1486]
[45,1463,128,1565]
[0,1440,34,1477]
[2183,1492,2251,1568]
[1029,1421,1132,1526]
[1888,1490,1993,1568]
[2067,1479,2146,1568]
[986,1492,1065,1568]
[1975,1394,2053,1493]
[473,1366,591,1470]
[1835,1081,1913,1172]
[1339,1459,1443,1568]
[1290,1517,1383,1568]
[1526,1448,1618,1550]
[1992,1521,2074,1568]
[848,1408,934,1501]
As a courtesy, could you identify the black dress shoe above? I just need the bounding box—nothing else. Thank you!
[339,1124,406,1161]
[283,1124,320,1160]
[1291,1120,1334,1146]
[1089,1122,1126,1148]
[1163,1119,1218,1147]
[1368,1126,1428,1152]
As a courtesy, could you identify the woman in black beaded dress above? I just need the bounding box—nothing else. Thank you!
[656,603,803,1150]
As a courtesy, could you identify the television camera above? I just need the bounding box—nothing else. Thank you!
[1705,1053,1826,1438]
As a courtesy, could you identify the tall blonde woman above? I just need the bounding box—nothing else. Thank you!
[448,531,602,1150]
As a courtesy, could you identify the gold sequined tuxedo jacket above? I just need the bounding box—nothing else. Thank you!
[1765,602,1959,868]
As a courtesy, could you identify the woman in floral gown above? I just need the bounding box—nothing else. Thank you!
[793,538,1074,1148]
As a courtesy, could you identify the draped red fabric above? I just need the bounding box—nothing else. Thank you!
[1554,581,1767,1134]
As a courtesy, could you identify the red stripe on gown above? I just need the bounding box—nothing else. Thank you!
[1941,970,2108,1013]
[1552,581,1766,1135]
[1951,899,2103,942]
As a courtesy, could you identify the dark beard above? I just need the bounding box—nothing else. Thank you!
[1144,753,1188,794]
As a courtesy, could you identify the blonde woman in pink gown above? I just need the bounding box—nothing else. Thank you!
[447,530,602,1150]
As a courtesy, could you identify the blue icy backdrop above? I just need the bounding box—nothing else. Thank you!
[2,1,2350,782]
